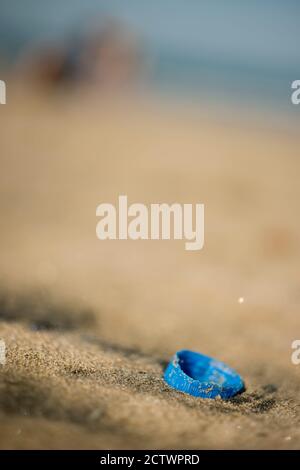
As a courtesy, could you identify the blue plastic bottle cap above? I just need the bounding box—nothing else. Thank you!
[164,349,245,399]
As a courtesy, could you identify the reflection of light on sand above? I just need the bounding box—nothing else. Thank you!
[238,297,244,304]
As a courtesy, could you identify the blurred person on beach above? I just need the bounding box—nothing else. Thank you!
[15,19,141,92]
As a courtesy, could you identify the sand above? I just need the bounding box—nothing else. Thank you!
[0,87,300,449]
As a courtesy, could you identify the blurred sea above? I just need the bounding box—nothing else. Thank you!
[0,0,299,122]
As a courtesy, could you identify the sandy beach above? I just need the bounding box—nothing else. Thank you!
[0,88,300,449]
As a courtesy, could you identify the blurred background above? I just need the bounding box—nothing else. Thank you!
[1,0,300,365]
[0,0,299,123]
[0,0,300,450]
